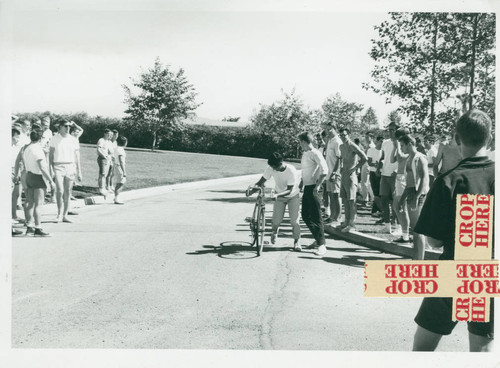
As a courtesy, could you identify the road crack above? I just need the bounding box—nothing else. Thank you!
[259,252,291,349]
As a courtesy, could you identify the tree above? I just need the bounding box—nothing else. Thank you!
[250,89,316,158]
[361,107,379,131]
[123,58,201,150]
[365,12,495,135]
[320,93,364,133]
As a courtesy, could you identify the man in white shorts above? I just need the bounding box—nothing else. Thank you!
[247,152,301,251]
[49,120,82,223]
[390,127,410,241]
[321,122,343,225]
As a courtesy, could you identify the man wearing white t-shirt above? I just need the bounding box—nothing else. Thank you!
[248,152,301,251]
[49,120,82,223]
[97,129,114,195]
[23,130,55,236]
[113,136,128,204]
[298,132,329,256]
[377,122,398,232]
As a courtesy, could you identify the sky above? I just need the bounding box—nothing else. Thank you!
[9,5,397,125]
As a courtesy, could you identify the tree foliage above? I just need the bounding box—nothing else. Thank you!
[123,58,201,150]
[365,12,495,134]
[250,89,317,158]
[360,106,379,132]
[320,93,364,133]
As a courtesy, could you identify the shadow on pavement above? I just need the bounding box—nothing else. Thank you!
[298,254,402,268]
[187,242,298,259]
[207,189,247,194]
[201,197,253,204]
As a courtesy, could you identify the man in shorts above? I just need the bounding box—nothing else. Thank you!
[97,129,114,195]
[49,120,82,223]
[106,129,119,192]
[389,127,410,241]
[366,136,383,215]
[298,132,329,256]
[23,130,55,236]
[397,134,429,259]
[337,127,367,233]
[321,121,342,225]
[247,152,301,251]
[412,109,494,351]
[376,122,399,233]
[113,136,128,205]
[433,132,462,177]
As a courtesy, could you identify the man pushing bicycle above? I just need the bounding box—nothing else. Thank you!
[247,152,301,251]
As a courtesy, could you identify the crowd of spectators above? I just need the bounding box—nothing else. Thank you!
[11,115,128,236]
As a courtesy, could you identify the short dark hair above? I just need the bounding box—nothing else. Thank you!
[376,135,384,142]
[30,129,42,142]
[366,132,374,138]
[456,109,492,148]
[339,127,350,135]
[298,132,314,144]
[104,128,112,134]
[395,127,410,139]
[354,138,360,145]
[112,129,119,134]
[117,136,128,147]
[70,125,81,134]
[267,152,283,167]
[398,134,416,146]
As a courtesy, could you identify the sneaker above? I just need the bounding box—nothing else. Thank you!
[374,218,385,225]
[70,195,77,201]
[34,228,51,237]
[394,236,411,243]
[12,228,23,236]
[67,211,79,215]
[54,216,63,223]
[392,226,403,236]
[114,200,124,205]
[336,223,348,230]
[62,217,73,223]
[25,227,35,236]
[314,244,327,256]
[305,240,318,249]
[293,243,302,252]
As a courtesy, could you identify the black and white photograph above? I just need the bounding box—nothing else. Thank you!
[2,0,498,366]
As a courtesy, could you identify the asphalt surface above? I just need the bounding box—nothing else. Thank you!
[12,175,472,351]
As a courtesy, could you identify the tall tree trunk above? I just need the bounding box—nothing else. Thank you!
[469,14,479,110]
[429,14,438,133]
[152,130,157,151]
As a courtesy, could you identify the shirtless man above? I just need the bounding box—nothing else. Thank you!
[390,127,410,242]
[433,133,462,177]
[398,134,429,260]
[321,121,343,225]
[338,127,367,233]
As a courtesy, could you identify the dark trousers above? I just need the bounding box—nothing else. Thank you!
[301,185,325,245]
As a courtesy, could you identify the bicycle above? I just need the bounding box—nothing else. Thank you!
[245,186,274,256]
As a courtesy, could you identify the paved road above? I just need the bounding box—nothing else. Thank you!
[12,176,470,351]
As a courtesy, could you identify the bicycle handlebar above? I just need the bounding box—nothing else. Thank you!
[246,186,275,199]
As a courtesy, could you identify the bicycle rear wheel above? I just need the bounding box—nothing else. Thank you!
[257,208,265,256]
[249,204,259,246]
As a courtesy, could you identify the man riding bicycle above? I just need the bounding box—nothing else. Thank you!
[247,152,301,251]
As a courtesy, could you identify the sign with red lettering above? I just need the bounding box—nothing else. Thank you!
[364,194,496,322]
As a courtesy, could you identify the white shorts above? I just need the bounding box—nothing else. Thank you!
[395,174,406,197]
[114,165,126,184]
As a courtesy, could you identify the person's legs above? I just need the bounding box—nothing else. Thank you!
[33,188,45,228]
[468,332,494,352]
[287,195,301,243]
[412,325,443,351]
[54,170,64,219]
[25,187,35,228]
[301,186,325,245]
[380,176,391,224]
[271,198,286,243]
[106,164,114,191]
[62,176,74,220]
[12,183,22,219]
[97,158,108,192]
[408,192,424,259]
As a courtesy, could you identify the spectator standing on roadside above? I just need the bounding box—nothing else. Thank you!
[106,129,119,192]
[49,120,82,223]
[19,120,31,146]
[366,136,383,215]
[113,136,128,205]
[424,136,438,187]
[298,132,329,256]
[68,122,84,203]
[338,128,367,233]
[321,122,343,225]
[397,134,429,259]
[377,122,399,233]
[23,130,55,236]
[11,126,24,222]
[390,127,410,241]
[433,133,462,177]
[97,129,114,196]
[412,109,494,352]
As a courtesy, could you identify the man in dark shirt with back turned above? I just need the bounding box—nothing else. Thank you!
[412,109,495,352]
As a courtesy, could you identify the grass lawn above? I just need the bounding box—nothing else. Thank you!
[73,144,271,198]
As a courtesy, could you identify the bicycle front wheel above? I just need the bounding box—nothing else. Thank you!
[257,208,265,256]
